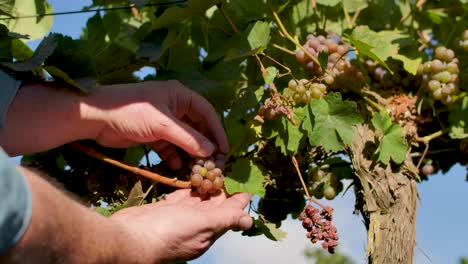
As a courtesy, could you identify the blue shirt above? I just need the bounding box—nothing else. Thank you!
[0,70,32,254]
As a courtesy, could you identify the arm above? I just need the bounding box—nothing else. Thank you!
[1,166,252,263]
[0,80,228,168]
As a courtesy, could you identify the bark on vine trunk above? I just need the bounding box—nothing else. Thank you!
[349,125,419,264]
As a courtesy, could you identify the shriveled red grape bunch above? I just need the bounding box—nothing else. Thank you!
[190,157,225,195]
[299,204,339,254]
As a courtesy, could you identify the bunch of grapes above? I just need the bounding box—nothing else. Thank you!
[365,58,420,91]
[418,46,459,104]
[299,204,339,254]
[309,167,343,200]
[282,79,326,104]
[257,97,293,121]
[459,30,468,51]
[295,34,363,92]
[190,157,224,195]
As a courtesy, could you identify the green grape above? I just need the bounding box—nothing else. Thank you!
[432,71,451,83]
[427,80,441,91]
[432,89,443,100]
[199,167,208,177]
[446,62,459,74]
[288,79,298,90]
[296,84,306,94]
[324,186,337,200]
[212,168,222,177]
[434,46,447,60]
[310,87,322,99]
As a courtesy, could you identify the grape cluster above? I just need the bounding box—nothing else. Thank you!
[295,34,362,92]
[283,79,326,104]
[309,167,343,200]
[459,30,468,51]
[257,97,292,121]
[418,46,459,104]
[299,204,338,254]
[190,158,224,195]
[365,58,420,90]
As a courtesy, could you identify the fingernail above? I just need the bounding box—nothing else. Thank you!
[239,216,253,230]
[200,140,215,156]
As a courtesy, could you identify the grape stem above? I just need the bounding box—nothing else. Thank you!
[271,10,321,67]
[260,53,293,77]
[216,2,239,34]
[272,43,295,55]
[291,156,329,211]
[70,142,191,189]
[415,142,429,170]
[416,130,445,143]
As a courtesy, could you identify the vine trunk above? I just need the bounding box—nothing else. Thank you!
[349,125,419,264]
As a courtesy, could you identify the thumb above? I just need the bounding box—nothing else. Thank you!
[155,113,216,157]
[208,208,253,231]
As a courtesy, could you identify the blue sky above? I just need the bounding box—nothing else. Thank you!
[15,1,468,263]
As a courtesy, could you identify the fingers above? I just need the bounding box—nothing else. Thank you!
[151,141,182,170]
[221,192,252,210]
[208,208,253,231]
[180,89,229,154]
[153,112,216,158]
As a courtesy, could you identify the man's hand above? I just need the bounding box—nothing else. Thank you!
[88,80,228,169]
[0,80,228,167]
[111,189,253,263]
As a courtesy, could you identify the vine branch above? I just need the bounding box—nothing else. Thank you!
[292,156,328,211]
[217,2,239,34]
[70,142,191,189]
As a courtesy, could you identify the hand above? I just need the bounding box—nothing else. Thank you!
[110,189,253,263]
[88,80,229,169]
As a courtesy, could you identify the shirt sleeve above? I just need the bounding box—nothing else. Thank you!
[0,69,21,130]
[0,148,32,254]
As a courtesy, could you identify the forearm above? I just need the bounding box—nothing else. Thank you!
[0,167,140,264]
[0,81,103,156]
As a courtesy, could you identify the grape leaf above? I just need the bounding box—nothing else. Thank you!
[225,159,265,197]
[11,38,33,61]
[346,26,394,72]
[3,0,53,40]
[371,110,408,164]
[302,93,363,152]
[342,0,368,12]
[95,207,112,217]
[448,96,468,139]
[124,146,146,166]
[317,51,328,69]
[152,0,220,29]
[2,33,57,72]
[263,66,278,84]
[224,21,271,61]
[274,107,305,156]
[253,218,287,241]
[44,66,95,93]
[124,181,147,207]
[316,0,340,7]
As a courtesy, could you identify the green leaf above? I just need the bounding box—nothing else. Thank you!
[342,0,368,12]
[152,0,220,29]
[316,0,341,7]
[224,21,271,61]
[225,159,265,197]
[346,26,394,72]
[392,54,421,76]
[253,218,287,241]
[263,66,278,84]
[124,181,147,207]
[427,9,447,24]
[274,107,305,155]
[2,0,53,40]
[11,38,34,61]
[2,33,57,72]
[44,66,95,93]
[371,110,408,164]
[302,93,363,152]
[448,96,468,139]
[317,51,328,69]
